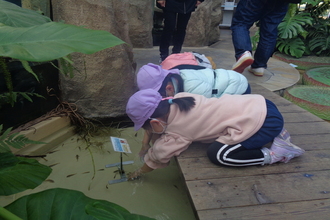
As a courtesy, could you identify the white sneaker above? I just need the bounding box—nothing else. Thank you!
[248,67,265,77]
[269,137,305,164]
[232,51,254,73]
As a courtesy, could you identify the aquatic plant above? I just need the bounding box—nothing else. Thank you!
[302,66,330,87]
[284,85,330,120]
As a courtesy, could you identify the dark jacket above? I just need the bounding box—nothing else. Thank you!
[157,0,204,14]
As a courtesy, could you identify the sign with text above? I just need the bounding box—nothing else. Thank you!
[110,137,132,153]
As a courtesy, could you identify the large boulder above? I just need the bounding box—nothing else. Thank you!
[128,1,154,48]
[184,0,222,46]
[52,0,136,119]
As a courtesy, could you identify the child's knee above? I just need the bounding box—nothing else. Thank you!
[207,142,226,166]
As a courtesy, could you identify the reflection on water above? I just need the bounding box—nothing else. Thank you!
[1,127,197,220]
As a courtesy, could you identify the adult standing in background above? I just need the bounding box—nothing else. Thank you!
[231,0,301,76]
[157,0,203,62]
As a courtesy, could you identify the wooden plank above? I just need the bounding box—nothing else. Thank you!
[177,149,330,181]
[282,111,326,123]
[284,121,330,135]
[185,170,330,210]
[197,199,330,220]
[178,132,330,159]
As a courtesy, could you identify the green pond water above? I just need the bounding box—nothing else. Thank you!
[0,127,197,220]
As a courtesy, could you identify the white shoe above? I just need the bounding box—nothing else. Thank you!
[269,137,305,164]
[232,51,254,73]
[248,67,265,77]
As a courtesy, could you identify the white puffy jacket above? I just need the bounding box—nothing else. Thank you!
[180,68,249,98]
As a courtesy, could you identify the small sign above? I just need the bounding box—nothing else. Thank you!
[110,137,132,153]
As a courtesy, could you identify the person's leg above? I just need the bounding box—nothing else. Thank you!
[240,99,304,164]
[252,0,289,69]
[172,12,192,54]
[207,142,266,166]
[231,0,265,59]
[159,10,178,60]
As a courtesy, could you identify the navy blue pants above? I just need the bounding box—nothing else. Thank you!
[160,10,192,57]
[207,99,284,166]
[231,0,289,69]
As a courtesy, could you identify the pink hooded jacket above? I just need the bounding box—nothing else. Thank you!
[144,92,267,169]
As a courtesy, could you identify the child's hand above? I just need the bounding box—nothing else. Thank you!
[127,169,142,181]
[127,164,154,181]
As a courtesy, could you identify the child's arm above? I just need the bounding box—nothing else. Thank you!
[139,130,161,158]
[127,163,154,180]
[139,130,152,158]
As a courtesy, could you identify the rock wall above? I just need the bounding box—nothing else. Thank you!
[52,0,136,118]
[50,0,222,119]
[128,1,154,48]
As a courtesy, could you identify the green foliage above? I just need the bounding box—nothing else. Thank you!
[277,12,312,39]
[307,19,330,56]
[276,36,306,58]
[0,91,45,108]
[251,29,260,51]
[0,22,125,62]
[0,125,45,153]
[276,0,330,58]
[0,1,125,108]
[252,0,330,58]
[0,0,52,27]
[0,152,52,196]
[3,188,155,220]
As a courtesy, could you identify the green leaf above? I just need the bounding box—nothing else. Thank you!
[0,153,52,196]
[4,188,155,220]
[277,38,306,58]
[278,12,313,39]
[20,92,33,102]
[0,126,45,153]
[20,60,39,81]
[0,0,52,27]
[0,22,125,62]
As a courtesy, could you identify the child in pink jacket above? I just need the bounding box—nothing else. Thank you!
[126,89,304,180]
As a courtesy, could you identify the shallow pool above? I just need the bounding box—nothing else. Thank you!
[1,126,197,220]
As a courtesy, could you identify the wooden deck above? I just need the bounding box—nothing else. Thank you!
[176,83,330,220]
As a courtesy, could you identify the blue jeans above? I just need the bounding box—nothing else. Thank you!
[231,0,289,68]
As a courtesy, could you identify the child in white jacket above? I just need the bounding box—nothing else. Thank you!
[126,89,304,180]
[137,63,250,98]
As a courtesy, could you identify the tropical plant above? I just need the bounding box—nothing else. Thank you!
[284,85,330,120]
[0,125,44,153]
[251,0,330,58]
[276,0,330,58]
[0,1,124,107]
